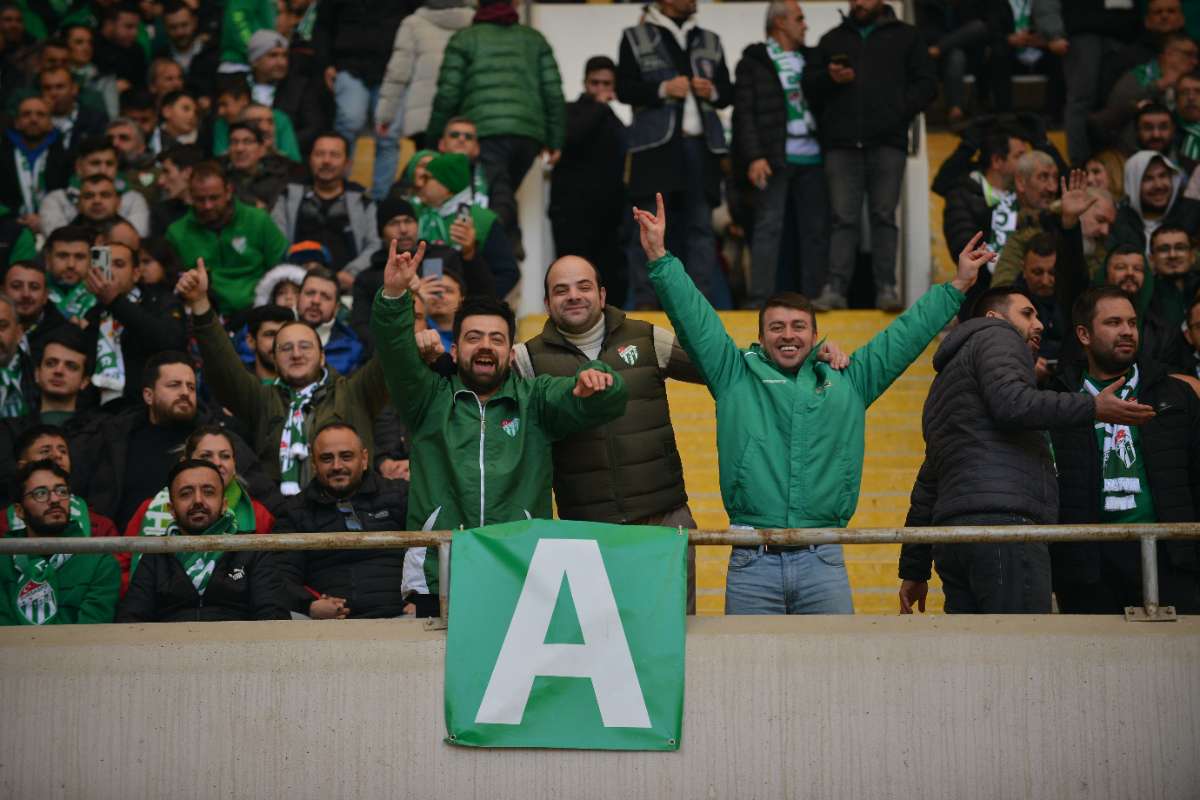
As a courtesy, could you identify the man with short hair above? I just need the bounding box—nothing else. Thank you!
[2,261,63,355]
[80,240,187,407]
[1048,287,1200,613]
[151,89,204,154]
[272,133,380,286]
[618,0,732,309]
[428,0,566,252]
[1092,34,1198,155]
[38,66,107,152]
[0,425,123,532]
[0,460,120,626]
[152,143,204,235]
[119,89,158,141]
[275,422,410,618]
[0,294,32,418]
[0,96,71,230]
[1133,102,1179,158]
[106,117,158,194]
[437,117,489,208]
[634,193,987,615]
[246,28,329,155]
[244,304,295,381]
[1175,71,1200,171]
[116,458,290,623]
[548,60,628,305]
[1147,225,1199,335]
[897,286,1154,614]
[1011,233,1063,367]
[177,260,390,494]
[147,58,186,104]
[804,0,937,311]
[734,0,828,303]
[167,162,289,314]
[296,268,366,375]
[30,327,93,426]
[39,136,150,235]
[370,241,629,612]
[222,121,293,211]
[412,152,519,298]
[42,226,93,324]
[155,0,219,98]
[93,3,146,89]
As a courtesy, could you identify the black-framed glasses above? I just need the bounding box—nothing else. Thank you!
[24,485,70,503]
[336,501,363,532]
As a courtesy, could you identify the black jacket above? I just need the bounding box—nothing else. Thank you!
[802,9,937,151]
[116,549,290,622]
[899,318,1095,581]
[1048,359,1200,582]
[549,93,626,226]
[272,71,333,158]
[82,285,187,409]
[731,41,819,172]
[313,0,417,86]
[1063,0,1141,39]
[942,176,992,265]
[274,472,410,618]
[0,133,71,213]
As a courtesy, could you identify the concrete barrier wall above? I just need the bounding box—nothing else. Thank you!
[2,616,1197,799]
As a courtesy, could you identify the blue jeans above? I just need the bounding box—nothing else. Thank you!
[724,545,854,615]
[749,162,829,303]
[334,71,404,200]
[824,146,906,296]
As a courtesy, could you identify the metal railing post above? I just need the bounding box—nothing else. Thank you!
[1124,533,1177,622]
[424,539,451,631]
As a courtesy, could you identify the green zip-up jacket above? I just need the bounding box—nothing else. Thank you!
[166,200,288,314]
[220,0,277,65]
[0,552,120,625]
[647,253,965,529]
[370,290,629,532]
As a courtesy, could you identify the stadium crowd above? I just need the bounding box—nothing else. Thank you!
[0,0,1197,626]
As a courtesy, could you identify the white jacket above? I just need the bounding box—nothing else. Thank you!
[375,5,476,137]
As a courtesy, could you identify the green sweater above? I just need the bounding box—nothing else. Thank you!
[370,289,629,531]
[166,200,288,314]
[220,0,277,64]
[426,22,566,148]
[0,552,120,625]
[647,253,964,529]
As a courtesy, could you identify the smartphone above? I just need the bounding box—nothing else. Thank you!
[91,246,111,280]
[423,257,444,279]
[456,203,472,225]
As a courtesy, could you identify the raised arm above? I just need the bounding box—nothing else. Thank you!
[636,193,747,396]
[536,361,629,441]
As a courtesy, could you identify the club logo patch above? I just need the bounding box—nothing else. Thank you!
[617,345,639,366]
[231,236,247,254]
[501,418,519,437]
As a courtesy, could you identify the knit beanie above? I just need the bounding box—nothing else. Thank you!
[425,153,471,195]
[247,30,288,64]
[377,196,417,234]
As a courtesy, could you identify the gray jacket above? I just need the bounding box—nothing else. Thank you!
[271,183,381,276]
[375,4,476,137]
[909,317,1096,526]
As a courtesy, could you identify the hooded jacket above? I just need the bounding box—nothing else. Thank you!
[1109,151,1195,255]
[272,183,382,277]
[647,251,964,530]
[376,2,476,137]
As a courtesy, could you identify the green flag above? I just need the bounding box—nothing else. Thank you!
[444,519,686,751]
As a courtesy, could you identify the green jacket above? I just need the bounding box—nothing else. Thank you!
[426,22,566,148]
[220,0,277,64]
[166,200,288,314]
[370,290,629,531]
[192,309,391,485]
[647,253,964,529]
[212,112,302,163]
[0,552,120,625]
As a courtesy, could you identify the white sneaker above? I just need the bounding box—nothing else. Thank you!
[811,286,847,311]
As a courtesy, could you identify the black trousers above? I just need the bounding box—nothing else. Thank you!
[1054,542,1200,614]
[933,513,1052,613]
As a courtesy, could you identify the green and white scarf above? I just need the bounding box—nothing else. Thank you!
[6,505,91,625]
[171,511,238,595]
[91,287,139,403]
[767,38,819,164]
[130,480,256,575]
[1180,120,1200,163]
[1133,59,1163,89]
[973,171,1018,251]
[1081,366,1155,520]
[5,496,91,536]
[48,280,96,320]
[473,164,490,208]
[277,370,326,496]
[416,187,474,249]
[0,353,27,418]
[13,148,47,215]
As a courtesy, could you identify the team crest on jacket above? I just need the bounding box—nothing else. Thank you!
[231,236,247,254]
[617,344,639,365]
[501,418,519,437]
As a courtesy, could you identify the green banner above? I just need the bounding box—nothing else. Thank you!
[444,519,686,750]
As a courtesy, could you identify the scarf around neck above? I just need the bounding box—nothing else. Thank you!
[170,510,238,595]
[276,369,327,495]
[1081,365,1147,514]
[6,502,91,625]
[0,353,26,418]
[130,479,257,575]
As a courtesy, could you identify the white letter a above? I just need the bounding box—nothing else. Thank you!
[474,538,652,728]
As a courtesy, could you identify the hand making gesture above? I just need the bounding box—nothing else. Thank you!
[1059,169,1097,230]
[383,238,427,298]
[950,231,996,294]
[632,192,668,261]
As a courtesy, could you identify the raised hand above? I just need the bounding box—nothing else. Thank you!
[383,238,426,298]
[573,368,614,398]
[816,340,850,370]
[632,192,667,261]
[1093,377,1157,425]
[414,328,446,365]
[1059,169,1097,229]
[175,258,211,314]
[951,231,996,293]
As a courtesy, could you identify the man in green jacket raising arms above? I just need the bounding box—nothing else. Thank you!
[371,240,629,615]
[634,194,993,614]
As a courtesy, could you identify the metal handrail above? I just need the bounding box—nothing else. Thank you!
[3,524,1195,622]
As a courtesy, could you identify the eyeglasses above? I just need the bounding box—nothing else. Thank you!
[446,130,476,141]
[336,501,363,532]
[24,485,70,503]
[277,341,317,354]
